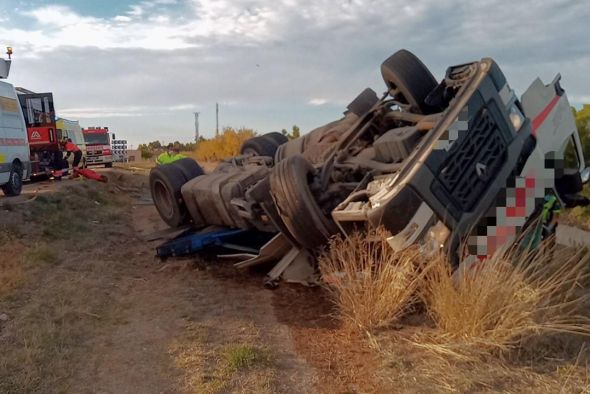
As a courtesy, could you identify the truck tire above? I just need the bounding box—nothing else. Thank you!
[270,155,338,249]
[381,49,438,114]
[240,135,279,157]
[264,132,289,146]
[274,137,305,163]
[150,164,189,227]
[347,88,379,117]
[1,162,23,197]
[171,158,205,181]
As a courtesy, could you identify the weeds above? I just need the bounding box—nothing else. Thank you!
[170,323,275,394]
[224,344,270,372]
[26,243,60,266]
[0,233,27,297]
[416,243,590,358]
[319,228,426,332]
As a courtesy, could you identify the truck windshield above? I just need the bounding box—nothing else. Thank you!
[18,93,55,127]
[84,134,110,145]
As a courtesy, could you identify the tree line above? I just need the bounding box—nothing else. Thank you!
[138,125,301,161]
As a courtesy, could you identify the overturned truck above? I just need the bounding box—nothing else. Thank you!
[150,50,589,287]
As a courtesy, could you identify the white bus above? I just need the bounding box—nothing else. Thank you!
[0,49,30,196]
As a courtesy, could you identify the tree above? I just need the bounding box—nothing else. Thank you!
[138,144,153,159]
[194,127,256,161]
[290,125,301,139]
[567,106,590,168]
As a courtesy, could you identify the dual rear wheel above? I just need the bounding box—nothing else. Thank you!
[150,158,204,227]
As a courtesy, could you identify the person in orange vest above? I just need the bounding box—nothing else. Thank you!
[62,138,83,169]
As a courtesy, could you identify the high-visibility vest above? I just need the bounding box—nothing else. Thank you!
[157,152,186,165]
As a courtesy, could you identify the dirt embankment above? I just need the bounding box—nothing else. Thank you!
[0,171,385,394]
[2,170,589,393]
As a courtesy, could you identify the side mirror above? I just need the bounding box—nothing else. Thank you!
[582,167,590,184]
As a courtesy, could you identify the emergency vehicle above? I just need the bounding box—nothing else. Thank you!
[16,89,65,177]
[0,47,30,196]
[82,127,113,167]
[57,117,87,167]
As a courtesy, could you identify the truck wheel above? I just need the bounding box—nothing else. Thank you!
[270,155,338,249]
[1,162,23,197]
[171,158,205,180]
[347,88,379,117]
[381,49,438,114]
[274,137,305,163]
[264,132,289,146]
[240,135,279,157]
[150,164,189,227]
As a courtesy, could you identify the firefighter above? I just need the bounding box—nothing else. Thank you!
[156,144,186,165]
[62,138,83,169]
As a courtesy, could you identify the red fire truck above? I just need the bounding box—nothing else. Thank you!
[82,127,113,167]
[16,89,66,177]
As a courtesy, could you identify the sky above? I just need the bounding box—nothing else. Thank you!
[1,0,589,148]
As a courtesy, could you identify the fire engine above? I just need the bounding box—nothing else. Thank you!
[82,127,113,167]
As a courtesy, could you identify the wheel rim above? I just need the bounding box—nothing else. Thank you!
[11,171,21,192]
[242,148,258,156]
[154,180,174,218]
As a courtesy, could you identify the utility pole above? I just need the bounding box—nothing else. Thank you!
[194,111,200,143]
[215,102,219,137]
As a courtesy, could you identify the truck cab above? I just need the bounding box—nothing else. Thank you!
[16,89,65,177]
[0,49,30,196]
[82,127,113,168]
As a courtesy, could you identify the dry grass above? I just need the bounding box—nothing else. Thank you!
[562,184,590,230]
[416,242,590,358]
[0,180,132,393]
[318,228,426,332]
[0,233,27,297]
[170,322,276,394]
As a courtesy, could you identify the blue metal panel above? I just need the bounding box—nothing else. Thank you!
[156,229,246,258]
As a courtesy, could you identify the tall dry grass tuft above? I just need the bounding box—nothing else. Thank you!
[319,228,425,332]
[417,241,590,357]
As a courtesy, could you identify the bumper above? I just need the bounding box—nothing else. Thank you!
[86,155,112,165]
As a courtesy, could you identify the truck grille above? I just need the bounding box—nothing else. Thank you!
[437,109,507,211]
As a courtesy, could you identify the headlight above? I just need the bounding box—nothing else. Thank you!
[509,104,525,131]
[421,220,451,255]
[428,221,451,248]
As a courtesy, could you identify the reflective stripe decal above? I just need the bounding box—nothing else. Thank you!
[531,95,560,136]
[0,96,19,112]
[0,137,28,146]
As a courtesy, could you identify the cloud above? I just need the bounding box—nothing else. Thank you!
[113,15,132,22]
[308,98,328,106]
[1,0,589,146]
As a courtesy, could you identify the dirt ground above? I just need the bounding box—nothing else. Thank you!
[0,171,390,394]
[1,170,589,393]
